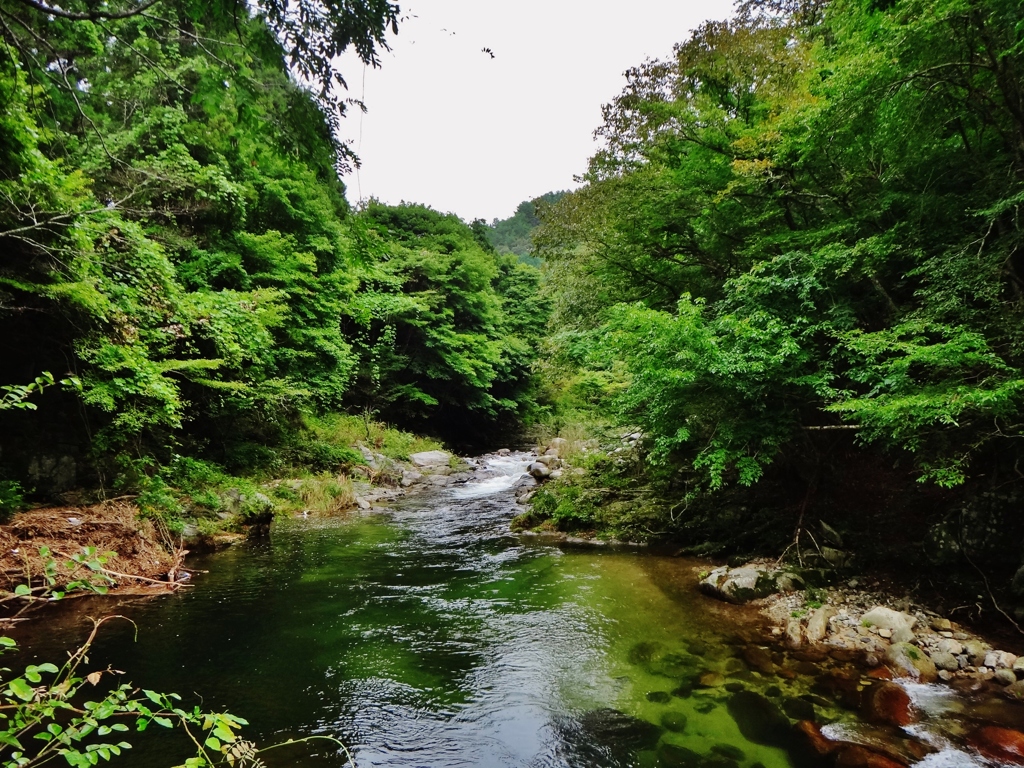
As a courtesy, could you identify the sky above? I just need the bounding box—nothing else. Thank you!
[336,0,736,224]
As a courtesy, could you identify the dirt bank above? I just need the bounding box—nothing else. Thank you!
[0,501,177,605]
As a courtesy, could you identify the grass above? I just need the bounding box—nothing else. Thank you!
[301,413,443,462]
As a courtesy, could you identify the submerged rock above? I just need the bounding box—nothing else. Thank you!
[576,707,662,750]
[658,744,703,768]
[726,691,791,748]
[661,711,688,732]
[969,725,1024,764]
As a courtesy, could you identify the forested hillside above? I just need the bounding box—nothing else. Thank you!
[0,0,545,504]
[484,191,566,265]
[528,0,1024,596]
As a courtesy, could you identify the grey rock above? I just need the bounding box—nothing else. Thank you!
[937,639,963,656]
[930,651,959,672]
[409,450,452,468]
[534,454,560,468]
[527,462,551,479]
[400,471,423,487]
[699,567,779,604]
[860,610,917,634]
[885,642,937,682]
[776,572,805,592]
[355,496,371,510]
[806,606,836,644]
[985,650,1018,670]
[995,668,1018,686]
[785,618,803,650]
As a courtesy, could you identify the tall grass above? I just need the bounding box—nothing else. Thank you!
[301,413,443,462]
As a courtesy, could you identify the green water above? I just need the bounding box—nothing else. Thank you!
[15,459,794,768]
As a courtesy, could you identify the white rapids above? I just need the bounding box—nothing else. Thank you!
[450,453,532,499]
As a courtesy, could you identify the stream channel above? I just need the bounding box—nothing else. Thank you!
[13,453,1011,767]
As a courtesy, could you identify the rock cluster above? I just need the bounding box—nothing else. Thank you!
[701,562,1024,693]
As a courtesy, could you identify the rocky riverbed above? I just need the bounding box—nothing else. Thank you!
[694,560,1024,766]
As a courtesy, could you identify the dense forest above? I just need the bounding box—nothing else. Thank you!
[527,0,1024,602]
[2,0,1024,605]
[0,0,547,515]
[5,0,1024,764]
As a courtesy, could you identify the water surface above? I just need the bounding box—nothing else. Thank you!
[16,456,797,767]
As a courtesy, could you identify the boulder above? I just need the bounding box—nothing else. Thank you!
[785,617,804,650]
[986,650,1019,670]
[965,639,992,666]
[696,671,726,688]
[726,691,791,748]
[400,470,423,487]
[930,651,959,672]
[409,450,452,468]
[861,682,915,727]
[996,669,1019,686]
[806,606,836,644]
[834,745,904,768]
[742,646,776,675]
[937,638,963,656]
[860,610,917,634]
[1005,681,1024,700]
[968,726,1024,765]
[776,572,806,592]
[534,454,560,468]
[884,642,937,683]
[527,462,551,479]
[699,566,779,604]
[792,721,840,764]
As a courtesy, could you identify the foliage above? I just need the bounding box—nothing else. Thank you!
[483,191,567,265]
[535,0,1024,503]
[0,617,343,767]
[0,1,546,493]
[343,202,547,440]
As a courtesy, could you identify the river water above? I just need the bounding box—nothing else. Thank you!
[10,453,1014,767]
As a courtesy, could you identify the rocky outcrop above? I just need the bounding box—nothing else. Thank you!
[699,566,798,604]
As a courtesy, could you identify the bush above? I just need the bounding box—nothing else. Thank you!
[0,481,24,521]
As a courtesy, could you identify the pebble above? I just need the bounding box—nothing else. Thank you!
[878,628,893,639]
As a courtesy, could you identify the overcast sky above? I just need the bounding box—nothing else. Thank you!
[336,0,736,223]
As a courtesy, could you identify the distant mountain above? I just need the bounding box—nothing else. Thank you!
[485,191,568,265]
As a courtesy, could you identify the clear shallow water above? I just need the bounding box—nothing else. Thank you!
[15,456,793,767]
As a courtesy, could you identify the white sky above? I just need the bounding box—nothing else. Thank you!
[336,0,736,223]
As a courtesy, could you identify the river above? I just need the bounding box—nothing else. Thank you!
[9,453,1015,767]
